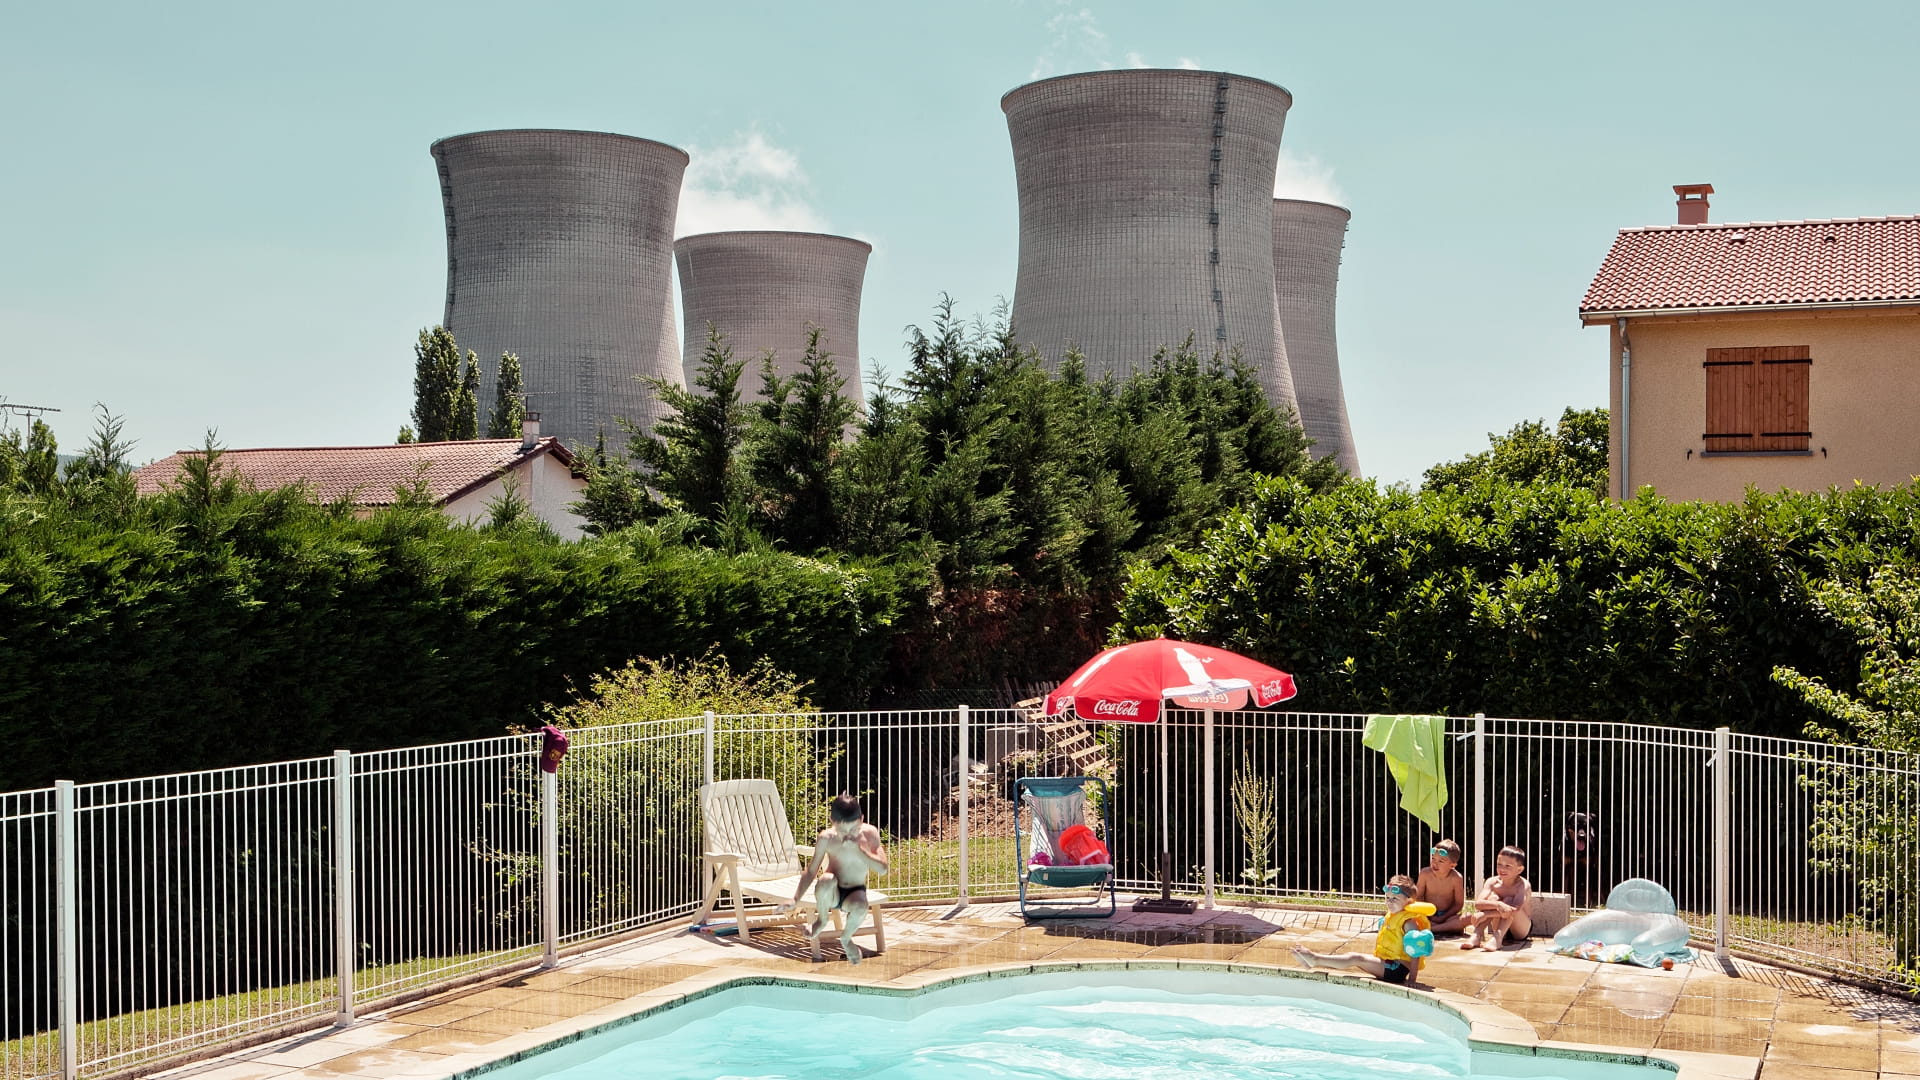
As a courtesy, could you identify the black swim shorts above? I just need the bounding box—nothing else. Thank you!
[1380,960,1411,985]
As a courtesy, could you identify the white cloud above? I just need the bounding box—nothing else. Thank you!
[675,131,829,238]
[1025,2,1206,79]
[1030,6,1109,79]
[1273,149,1346,206]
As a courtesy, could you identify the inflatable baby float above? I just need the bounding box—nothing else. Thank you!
[1551,878,1694,967]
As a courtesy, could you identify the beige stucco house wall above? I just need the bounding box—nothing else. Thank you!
[1582,199,1920,503]
[1605,307,1920,501]
[440,451,589,538]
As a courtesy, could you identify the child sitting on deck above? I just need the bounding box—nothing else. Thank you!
[1416,838,1469,934]
[1292,874,1435,985]
[1462,845,1532,951]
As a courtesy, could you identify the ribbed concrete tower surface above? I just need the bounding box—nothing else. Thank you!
[1272,198,1359,474]
[431,129,688,449]
[675,232,871,410]
[1003,69,1297,411]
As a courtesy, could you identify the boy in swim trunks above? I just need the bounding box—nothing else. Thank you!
[1416,838,1469,934]
[1462,845,1532,951]
[1292,874,1435,985]
[789,792,888,964]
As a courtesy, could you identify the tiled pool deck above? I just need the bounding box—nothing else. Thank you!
[157,899,1920,1080]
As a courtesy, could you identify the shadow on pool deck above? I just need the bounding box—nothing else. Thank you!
[152,899,1920,1080]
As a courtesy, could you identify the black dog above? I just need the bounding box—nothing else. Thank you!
[1562,812,1603,908]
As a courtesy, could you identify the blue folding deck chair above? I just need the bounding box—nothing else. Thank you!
[1016,775,1116,919]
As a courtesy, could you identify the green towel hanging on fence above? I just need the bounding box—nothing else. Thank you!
[1362,714,1449,830]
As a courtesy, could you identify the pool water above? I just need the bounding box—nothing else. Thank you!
[482,969,1671,1080]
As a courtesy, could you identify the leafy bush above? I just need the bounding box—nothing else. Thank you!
[1119,475,1920,736]
[0,479,905,789]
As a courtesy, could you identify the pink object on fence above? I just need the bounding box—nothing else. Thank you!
[539,725,570,774]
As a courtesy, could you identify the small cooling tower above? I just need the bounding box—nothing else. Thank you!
[431,129,687,448]
[1002,69,1297,411]
[1273,199,1359,474]
[674,231,871,409]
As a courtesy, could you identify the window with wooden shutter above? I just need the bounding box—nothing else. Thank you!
[1703,346,1811,452]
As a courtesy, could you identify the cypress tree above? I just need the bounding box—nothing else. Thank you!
[452,352,481,441]
[411,327,462,442]
[488,352,527,438]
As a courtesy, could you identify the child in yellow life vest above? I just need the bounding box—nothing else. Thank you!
[1292,874,1435,985]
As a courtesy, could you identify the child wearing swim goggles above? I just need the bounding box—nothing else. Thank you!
[1292,874,1436,985]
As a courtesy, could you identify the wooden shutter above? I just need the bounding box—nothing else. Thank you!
[1704,346,1810,452]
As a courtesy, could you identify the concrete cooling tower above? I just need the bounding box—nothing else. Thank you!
[431,129,688,449]
[1002,69,1297,411]
[1272,199,1359,474]
[674,231,871,410]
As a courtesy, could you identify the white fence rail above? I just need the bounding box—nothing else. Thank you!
[3,709,1917,1080]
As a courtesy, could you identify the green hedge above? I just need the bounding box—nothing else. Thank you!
[0,497,909,790]
[1117,476,1920,736]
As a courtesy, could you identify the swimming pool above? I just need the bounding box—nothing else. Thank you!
[474,967,1676,1080]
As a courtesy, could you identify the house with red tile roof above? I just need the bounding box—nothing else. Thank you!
[1580,184,1920,501]
[133,423,590,538]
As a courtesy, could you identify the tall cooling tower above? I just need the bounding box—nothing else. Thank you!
[674,232,871,410]
[431,129,688,448]
[1003,70,1296,411]
[1273,199,1359,474]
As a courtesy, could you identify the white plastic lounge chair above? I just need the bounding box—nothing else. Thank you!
[1017,775,1116,919]
[691,778,887,961]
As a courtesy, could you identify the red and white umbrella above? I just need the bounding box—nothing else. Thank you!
[1045,637,1297,722]
[1041,637,1297,913]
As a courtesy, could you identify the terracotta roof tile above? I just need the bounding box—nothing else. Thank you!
[132,438,574,506]
[1579,214,1920,318]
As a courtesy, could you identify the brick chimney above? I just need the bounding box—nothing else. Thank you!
[1674,183,1714,225]
[520,411,540,451]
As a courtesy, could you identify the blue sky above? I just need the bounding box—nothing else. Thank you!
[3,0,1916,487]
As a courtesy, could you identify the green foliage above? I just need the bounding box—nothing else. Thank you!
[746,327,858,552]
[0,417,61,498]
[1232,764,1279,888]
[410,326,463,443]
[573,433,650,537]
[477,653,828,935]
[452,352,481,441]
[1424,407,1609,496]
[633,325,749,525]
[1774,569,1920,962]
[0,463,908,789]
[1119,475,1920,737]
[488,352,526,439]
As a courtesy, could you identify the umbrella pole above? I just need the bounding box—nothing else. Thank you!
[1133,713,1195,914]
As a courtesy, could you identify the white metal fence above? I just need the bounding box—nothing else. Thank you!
[3,709,1917,1080]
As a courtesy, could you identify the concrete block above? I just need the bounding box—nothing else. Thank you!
[1529,891,1571,938]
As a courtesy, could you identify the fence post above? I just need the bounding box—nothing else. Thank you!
[703,710,716,786]
[541,768,559,968]
[332,750,355,1024]
[1202,709,1216,910]
[1713,726,1731,958]
[54,780,77,1080]
[957,705,970,905]
[1472,713,1487,896]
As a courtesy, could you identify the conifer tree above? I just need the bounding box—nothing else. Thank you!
[747,327,857,551]
[452,352,481,441]
[632,324,748,524]
[489,352,526,438]
[411,327,462,442]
